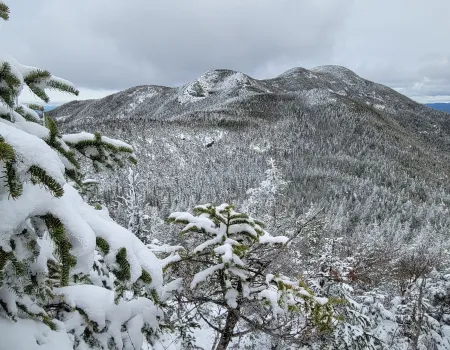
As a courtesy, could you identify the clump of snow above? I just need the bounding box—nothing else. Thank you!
[259,231,289,244]
[225,288,239,308]
[191,263,224,289]
[0,317,73,350]
[0,122,65,186]
[56,285,114,330]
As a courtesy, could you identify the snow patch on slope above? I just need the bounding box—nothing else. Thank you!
[311,65,363,86]
[178,70,256,104]
[128,87,158,112]
[300,89,338,106]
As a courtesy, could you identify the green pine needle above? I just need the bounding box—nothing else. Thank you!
[115,248,131,281]
[96,237,110,255]
[5,161,23,199]
[27,103,44,112]
[0,248,13,286]
[28,165,64,197]
[44,115,59,142]
[42,214,74,287]
[65,132,134,170]
[24,69,51,85]
[0,2,9,21]
[140,270,152,284]
[0,62,21,107]
[47,79,79,96]
[0,113,12,122]
[0,139,15,162]
[28,85,49,103]
[14,106,40,123]
[0,85,17,108]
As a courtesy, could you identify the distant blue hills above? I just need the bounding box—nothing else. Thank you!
[425,103,450,113]
[44,104,59,112]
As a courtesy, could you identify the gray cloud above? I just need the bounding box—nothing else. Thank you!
[3,0,450,102]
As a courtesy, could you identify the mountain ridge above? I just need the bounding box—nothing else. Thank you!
[49,65,450,252]
[51,65,425,124]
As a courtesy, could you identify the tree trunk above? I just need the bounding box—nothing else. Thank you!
[411,278,426,350]
[216,308,240,350]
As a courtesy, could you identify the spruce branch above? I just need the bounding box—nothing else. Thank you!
[115,248,131,281]
[0,2,9,21]
[1,140,23,199]
[14,106,40,122]
[47,79,79,96]
[44,115,59,142]
[42,214,76,287]
[27,103,44,112]
[24,69,51,85]
[96,237,110,255]
[28,165,64,197]
[28,85,49,103]
[0,61,21,107]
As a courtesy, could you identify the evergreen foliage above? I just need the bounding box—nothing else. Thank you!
[168,204,336,348]
[0,4,168,348]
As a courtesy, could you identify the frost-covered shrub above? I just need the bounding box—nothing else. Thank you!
[168,203,336,349]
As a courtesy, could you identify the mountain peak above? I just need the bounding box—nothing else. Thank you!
[178,69,257,103]
[310,65,363,85]
[311,65,359,76]
[50,64,437,128]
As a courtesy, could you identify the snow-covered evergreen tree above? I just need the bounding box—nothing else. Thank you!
[303,237,382,349]
[0,4,168,348]
[243,158,288,231]
[168,203,335,349]
[117,168,149,242]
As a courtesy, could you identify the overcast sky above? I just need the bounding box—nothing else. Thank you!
[2,0,450,104]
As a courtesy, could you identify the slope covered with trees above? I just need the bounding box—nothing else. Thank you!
[0,3,341,349]
[48,33,450,349]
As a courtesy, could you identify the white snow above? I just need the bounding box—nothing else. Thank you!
[300,88,338,106]
[191,263,224,289]
[311,65,361,86]
[127,87,157,112]
[259,232,289,244]
[0,122,65,185]
[178,70,255,104]
[0,317,72,350]
[314,297,329,305]
[225,288,239,308]
[62,132,133,150]
[55,285,114,330]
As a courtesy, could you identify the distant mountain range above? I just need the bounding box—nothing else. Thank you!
[49,65,450,246]
[426,103,450,113]
[44,104,59,112]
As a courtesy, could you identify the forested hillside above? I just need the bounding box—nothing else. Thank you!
[48,66,450,348]
[50,66,450,248]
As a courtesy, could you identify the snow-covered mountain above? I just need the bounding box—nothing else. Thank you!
[52,66,440,130]
[49,65,450,242]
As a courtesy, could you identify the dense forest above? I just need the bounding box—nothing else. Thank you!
[50,60,450,348]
